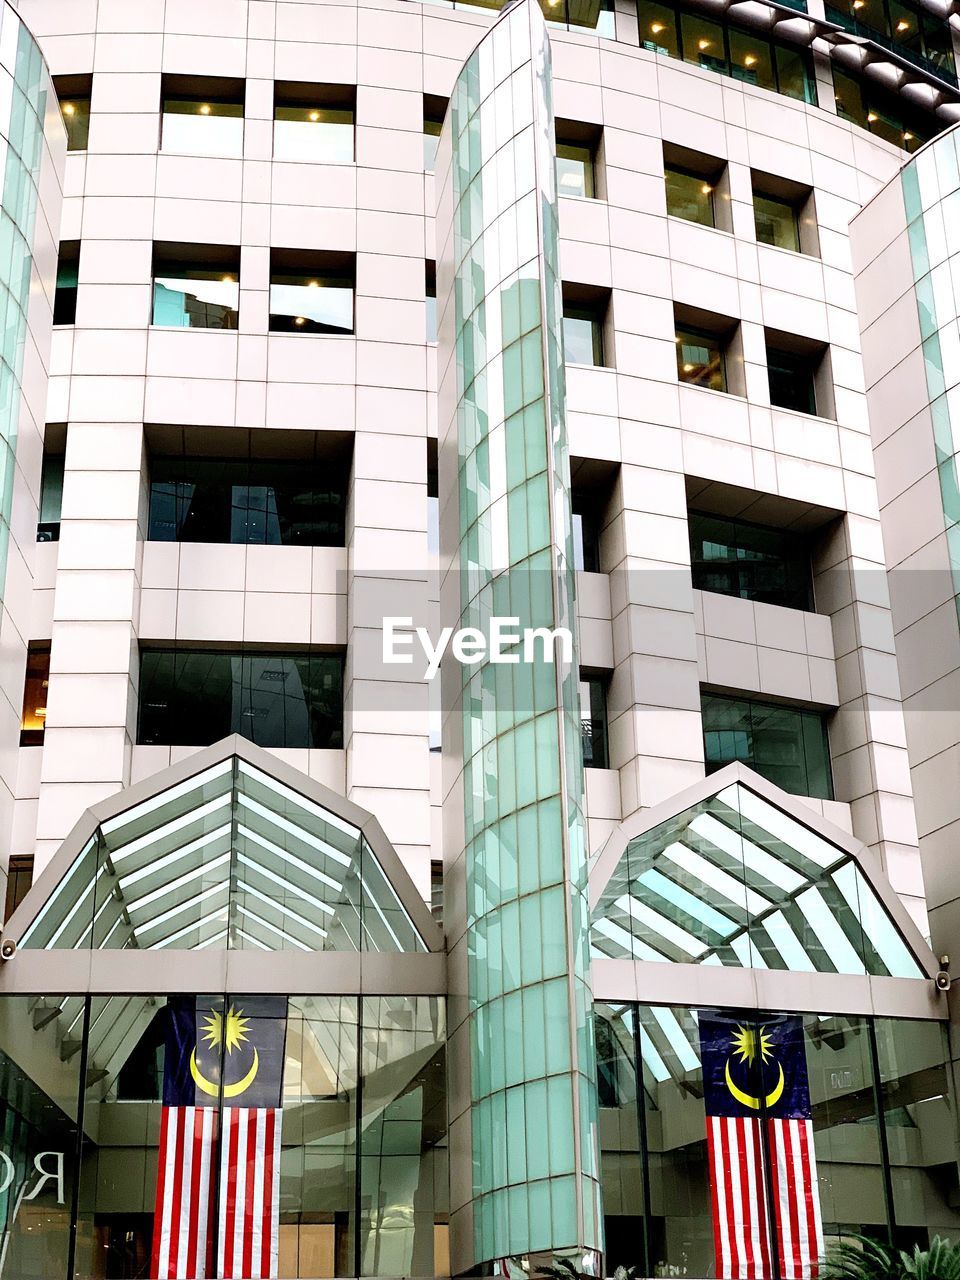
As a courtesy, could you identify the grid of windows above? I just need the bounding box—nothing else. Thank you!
[701,690,833,799]
[827,0,956,84]
[638,0,817,104]
[689,510,814,610]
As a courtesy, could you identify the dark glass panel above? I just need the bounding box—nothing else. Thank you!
[580,678,609,769]
[767,347,817,414]
[701,692,833,799]
[676,325,726,392]
[775,43,817,101]
[681,12,728,74]
[754,194,800,252]
[638,0,680,55]
[729,29,776,91]
[19,642,49,746]
[689,510,813,610]
[665,166,715,226]
[60,96,90,150]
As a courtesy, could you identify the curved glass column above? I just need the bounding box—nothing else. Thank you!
[436,0,601,1269]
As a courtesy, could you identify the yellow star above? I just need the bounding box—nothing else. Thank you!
[200,1005,251,1056]
[730,1024,773,1067]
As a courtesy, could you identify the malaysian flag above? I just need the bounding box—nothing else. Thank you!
[699,1011,824,1280]
[151,996,287,1280]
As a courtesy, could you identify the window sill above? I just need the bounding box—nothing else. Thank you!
[755,239,820,261]
[667,213,734,237]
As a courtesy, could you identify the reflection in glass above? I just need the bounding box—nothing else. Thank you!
[161,97,244,157]
[564,309,603,365]
[152,267,239,329]
[755,193,801,251]
[59,96,89,150]
[557,142,595,198]
[270,272,354,334]
[689,510,813,609]
[148,456,347,546]
[37,451,63,542]
[730,29,775,90]
[702,691,833,798]
[580,677,609,768]
[137,649,344,749]
[274,104,354,162]
[665,166,715,226]
[19,642,49,745]
[676,325,725,391]
[423,120,442,171]
[768,346,818,414]
[681,13,728,74]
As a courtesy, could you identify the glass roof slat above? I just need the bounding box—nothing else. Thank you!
[615,894,708,961]
[649,1004,700,1073]
[133,881,230,945]
[730,933,766,968]
[236,852,336,918]
[235,903,312,952]
[719,785,838,869]
[124,851,232,917]
[592,916,670,962]
[795,886,866,975]
[115,823,233,891]
[660,842,770,917]
[689,812,807,894]
[237,823,343,893]
[237,760,361,841]
[105,794,233,866]
[100,759,233,842]
[154,905,231,949]
[637,867,739,940]
[234,878,329,943]
[19,836,98,948]
[237,927,271,951]
[237,793,354,867]
[832,861,923,977]
[761,909,819,972]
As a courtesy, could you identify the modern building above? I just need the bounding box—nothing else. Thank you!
[0,0,952,1276]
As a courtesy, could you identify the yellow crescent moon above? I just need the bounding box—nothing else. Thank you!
[724,1057,785,1110]
[189,1046,259,1099]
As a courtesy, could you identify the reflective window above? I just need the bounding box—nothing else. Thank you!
[702,690,833,799]
[59,95,89,150]
[37,449,64,542]
[148,456,348,546]
[3,853,32,921]
[665,164,716,225]
[423,96,446,172]
[152,246,240,329]
[833,69,934,151]
[161,93,244,157]
[274,86,355,163]
[19,642,49,746]
[689,509,814,610]
[580,677,609,769]
[826,0,956,84]
[767,344,819,414]
[573,505,601,572]
[138,650,345,749]
[639,0,817,102]
[270,254,355,334]
[557,140,596,198]
[755,192,801,251]
[676,324,726,391]
[53,241,78,325]
[564,305,604,366]
[426,261,437,342]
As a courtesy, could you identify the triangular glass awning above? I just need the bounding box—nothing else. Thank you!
[590,764,933,980]
[6,738,441,955]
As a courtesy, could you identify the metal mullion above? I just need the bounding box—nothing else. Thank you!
[867,1017,897,1245]
[65,995,91,1280]
[632,1003,654,1279]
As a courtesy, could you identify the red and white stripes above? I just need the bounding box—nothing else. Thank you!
[217,1106,282,1280]
[151,1106,218,1280]
[768,1117,824,1280]
[706,1115,824,1280]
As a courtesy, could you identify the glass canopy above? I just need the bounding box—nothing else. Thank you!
[14,753,430,953]
[591,778,926,978]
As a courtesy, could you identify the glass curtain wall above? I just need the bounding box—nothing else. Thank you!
[595,1005,960,1277]
[0,994,446,1279]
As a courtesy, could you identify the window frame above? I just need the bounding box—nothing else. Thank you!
[701,689,834,799]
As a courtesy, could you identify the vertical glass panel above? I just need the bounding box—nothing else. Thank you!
[701,693,834,800]
[754,194,800,251]
[269,272,355,334]
[59,96,89,150]
[775,44,816,102]
[423,120,442,172]
[638,0,679,55]
[681,13,728,75]
[595,1004,647,1273]
[563,309,602,366]
[360,997,447,1277]
[873,1018,958,1247]
[0,994,81,1279]
[580,677,609,769]
[665,166,716,227]
[37,450,63,541]
[19,641,49,745]
[833,70,869,129]
[676,325,726,391]
[767,346,817,414]
[274,105,354,163]
[556,143,594,198]
[161,98,244,157]
[729,29,775,91]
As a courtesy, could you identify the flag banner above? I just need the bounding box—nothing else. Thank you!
[151,996,287,1280]
[698,1012,824,1280]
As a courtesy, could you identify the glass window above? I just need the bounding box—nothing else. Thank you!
[152,254,239,330]
[423,116,443,172]
[729,29,776,90]
[161,95,244,157]
[665,165,716,226]
[557,141,596,198]
[594,1004,647,1274]
[274,101,354,163]
[676,325,726,391]
[775,44,817,102]
[38,450,64,542]
[270,264,355,334]
[4,853,33,921]
[564,0,616,36]
[53,243,78,325]
[137,649,345,749]
[639,0,680,55]
[573,505,602,572]
[59,95,89,150]
[148,456,348,546]
[681,12,728,74]
[563,306,604,366]
[689,510,813,609]
[19,642,49,746]
[754,193,800,251]
[580,677,609,769]
[701,691,834,799]
[767,345,818,415]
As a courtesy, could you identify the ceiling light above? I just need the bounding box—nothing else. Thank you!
[221,275,234,284]
[698,38,711,49]
[651,20,665,31]
[199,103,212,115]
[309,111,320,121]
[896,18,909,29]
[683,363,695,372]
[903,131,914,141]
[852,2,864,8]
[701,184,713,194]
[307,280,320,288]
[867,111,877,122]
[62,102,75,116]
[294,316,305,326]
[744,54,757,66]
